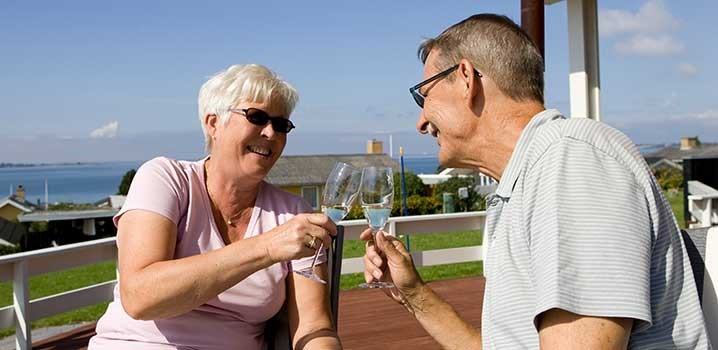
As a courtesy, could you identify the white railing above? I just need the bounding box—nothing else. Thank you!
[0,237,118,349]
[688,180,718,228]
[0,211,486,349]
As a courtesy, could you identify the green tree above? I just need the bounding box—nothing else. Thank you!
[118,169,137,195]
[393,171,428,199]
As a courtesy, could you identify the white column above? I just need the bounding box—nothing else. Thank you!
[567,0,601,121]
[83,218,96,236]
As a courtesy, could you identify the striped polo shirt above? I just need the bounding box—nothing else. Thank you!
[481,109,712,349]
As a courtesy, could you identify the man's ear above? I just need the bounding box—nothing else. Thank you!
[458,58,482,109]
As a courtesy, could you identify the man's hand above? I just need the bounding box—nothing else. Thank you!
[361,229,425,309]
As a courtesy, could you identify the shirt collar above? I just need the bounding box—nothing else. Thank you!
[494,109,565,199]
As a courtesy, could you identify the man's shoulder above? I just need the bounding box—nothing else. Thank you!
[525,117,644,171]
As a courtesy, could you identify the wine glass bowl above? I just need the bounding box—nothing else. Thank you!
[294,162,361,284]
[359,166,395,289]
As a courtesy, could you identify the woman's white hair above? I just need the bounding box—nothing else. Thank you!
[198,64,299,152]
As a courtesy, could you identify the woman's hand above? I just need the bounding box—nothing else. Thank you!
[264,213,336,263]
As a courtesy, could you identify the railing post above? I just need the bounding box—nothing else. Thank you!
[388,220,397,237]
[13,260,30,350]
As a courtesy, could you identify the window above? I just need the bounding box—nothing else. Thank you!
[301,186,319,210]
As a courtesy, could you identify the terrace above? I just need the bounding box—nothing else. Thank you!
[0,211,715,349]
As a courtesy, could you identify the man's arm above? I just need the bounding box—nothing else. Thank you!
[537,308,632,350]
[363,231,481,349]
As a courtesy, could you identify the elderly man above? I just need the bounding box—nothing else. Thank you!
[362,14,711,349]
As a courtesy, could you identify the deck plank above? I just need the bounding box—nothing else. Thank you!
[31,276,485,349]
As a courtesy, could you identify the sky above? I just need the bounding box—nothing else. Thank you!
[1,0,716,163]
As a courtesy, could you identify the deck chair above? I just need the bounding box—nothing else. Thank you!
[681,226,718,346]
[265,225,344,350]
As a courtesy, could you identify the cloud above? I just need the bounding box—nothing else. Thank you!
[694,109,718,121]
[676,62,698,76]
[599,0,679,37]
[89,121,119,139]
[600,1,683,57]
[614,34,683,56]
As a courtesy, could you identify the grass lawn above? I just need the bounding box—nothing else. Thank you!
[0,261,116,337]
[666,189,685,229]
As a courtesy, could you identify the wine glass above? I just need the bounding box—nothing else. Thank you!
[294,162,361,284]
[358,166,394,289]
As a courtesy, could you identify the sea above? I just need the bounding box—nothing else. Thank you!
[0,156,440,205]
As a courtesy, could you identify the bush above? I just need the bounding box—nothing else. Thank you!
[404,195,442,215]
[652,167,683,191]
[435,176,485,212]
[393,171,428,197]
[0,244,21,256]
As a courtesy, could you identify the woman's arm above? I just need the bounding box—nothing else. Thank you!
[118,209,274,320]
[287,264,342,350]
[118,210,335,320]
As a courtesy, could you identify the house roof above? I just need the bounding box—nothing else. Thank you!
[18,208,119,223]
[644,144,718,163]
[0,195,36,213]
[94,195,126,209]
[265,154,401,187]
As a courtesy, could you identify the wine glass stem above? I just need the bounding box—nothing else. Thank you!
[309,242,324,268]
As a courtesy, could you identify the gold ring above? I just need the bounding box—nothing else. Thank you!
[306,235,318,249]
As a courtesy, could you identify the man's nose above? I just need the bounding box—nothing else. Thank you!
[416,112,429,134]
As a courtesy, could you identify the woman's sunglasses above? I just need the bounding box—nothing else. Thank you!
[227,108,295,133]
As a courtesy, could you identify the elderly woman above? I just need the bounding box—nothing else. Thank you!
[89,64,341,349]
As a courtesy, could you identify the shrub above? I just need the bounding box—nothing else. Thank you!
[434,176,485,212]
[0,244,21,256]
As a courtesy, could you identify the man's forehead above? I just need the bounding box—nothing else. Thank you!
[423,50,442,76]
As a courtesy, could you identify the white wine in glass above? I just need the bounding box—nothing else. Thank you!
[295,162,361,284]
[359,166,394,289]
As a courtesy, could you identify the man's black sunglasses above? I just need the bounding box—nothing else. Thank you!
[408,64,482,108]
[228,108,295,133]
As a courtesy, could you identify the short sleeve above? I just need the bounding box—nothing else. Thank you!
[289,199,329,271]
[113,157,189,227]
[523,138,653,329]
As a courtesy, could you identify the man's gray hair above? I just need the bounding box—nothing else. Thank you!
[418,14,544,104]
[198,64,299,152]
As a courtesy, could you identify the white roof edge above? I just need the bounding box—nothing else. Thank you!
[0,198,33,213]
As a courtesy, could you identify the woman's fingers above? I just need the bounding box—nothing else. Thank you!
[303,213,337,236]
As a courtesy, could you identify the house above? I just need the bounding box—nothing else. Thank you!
[418,168,498,196]
[18,208,119,249]
[0,185,37,222]
[645,137,718,170]
[266,153,401,209]
[94,195,126,209]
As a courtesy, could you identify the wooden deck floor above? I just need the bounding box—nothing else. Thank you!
[32,277,485,350]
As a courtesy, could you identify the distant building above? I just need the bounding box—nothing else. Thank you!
[0,185,37,222]
[417,168,498,195]
[18,208,119,249]
[94,195,126,209]
[645,136,718,170]
[266,153,400,209]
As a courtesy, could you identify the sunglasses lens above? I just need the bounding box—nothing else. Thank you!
[271,119,292,133]
[411,91,424,108]
[245,110,270,126]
